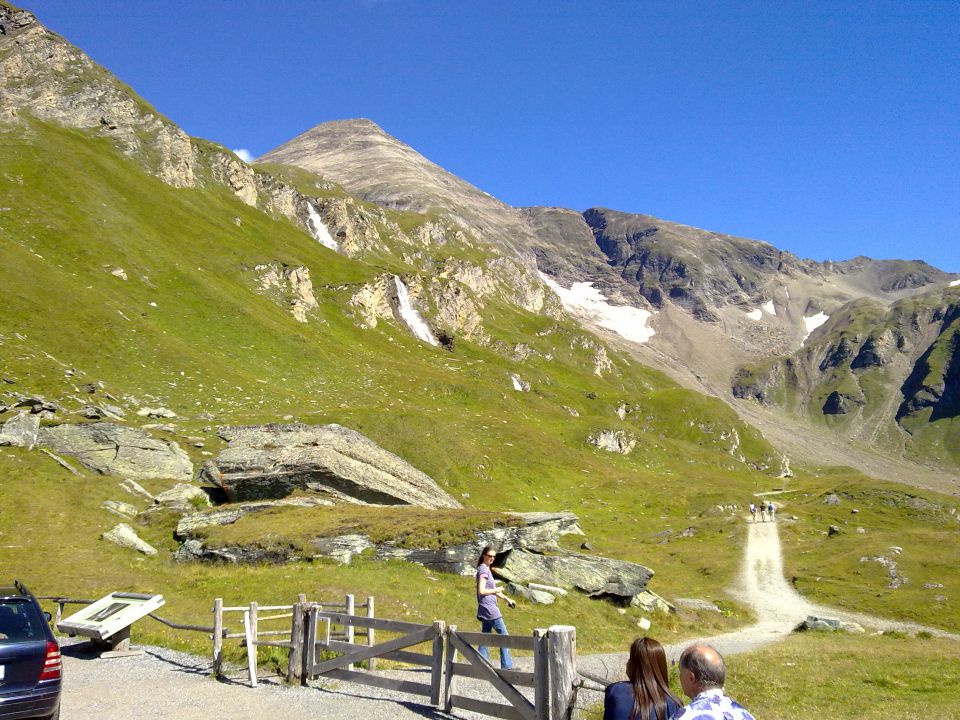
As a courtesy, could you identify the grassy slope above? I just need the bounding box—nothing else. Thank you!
[0,119,778,648]
[1,121,958,699]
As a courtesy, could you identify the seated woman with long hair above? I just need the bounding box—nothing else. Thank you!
[604,637,682,720]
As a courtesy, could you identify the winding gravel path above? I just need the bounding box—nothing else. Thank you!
[61,514,957,718]
[578,516,959,682]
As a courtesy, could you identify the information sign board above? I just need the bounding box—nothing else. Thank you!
[58,592,165,641]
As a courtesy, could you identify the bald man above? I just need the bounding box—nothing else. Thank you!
[673,644,756,720]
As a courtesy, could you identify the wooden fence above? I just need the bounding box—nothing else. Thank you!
[213,593,373,686]
[41,593,579,719]
[295,602,577,720]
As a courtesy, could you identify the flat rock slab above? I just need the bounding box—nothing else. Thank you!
[38,422,192,480]
[494,548,654,601]
[200,423,461,508]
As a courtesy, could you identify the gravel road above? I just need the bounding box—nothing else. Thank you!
[62,514,957,719]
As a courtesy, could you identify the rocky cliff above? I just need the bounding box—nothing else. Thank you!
[732,287,960,467]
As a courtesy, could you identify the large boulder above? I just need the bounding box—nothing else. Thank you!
[494,548,654,604]
[38,422,192,480]
[199,423,461,508]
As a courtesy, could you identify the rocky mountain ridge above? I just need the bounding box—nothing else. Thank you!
[2,0,958,488]
[258,117,959,480]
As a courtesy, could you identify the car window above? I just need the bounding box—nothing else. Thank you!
[0,600,46,643]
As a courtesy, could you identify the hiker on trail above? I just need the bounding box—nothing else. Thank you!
[758,501,767,522]
[603,636,681,720]
[673,644,756,720]
[767,501,775,521]
[476,545,515,669]
[748,503,756,523]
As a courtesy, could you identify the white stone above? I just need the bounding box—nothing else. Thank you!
[102,523,157,555]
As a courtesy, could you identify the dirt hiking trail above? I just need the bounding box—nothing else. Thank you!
[578,516,959,681]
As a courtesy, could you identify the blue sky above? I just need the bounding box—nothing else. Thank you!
[33,1,960,271]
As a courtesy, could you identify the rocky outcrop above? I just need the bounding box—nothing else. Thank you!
[38,423,192,480]
[588,430,636,454]
[254,264,318,322]
[0,6,194,186]
[199,423,461,508]
[494,548,655,606]
[176,510,583,573]
[311,197,385,256]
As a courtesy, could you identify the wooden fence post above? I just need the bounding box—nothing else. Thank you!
[430,620,445,706]
[548,625,577,720]
[443,624,458,713]
[287,595,307,685]
[244,603,258,688]
[212,598,223,678]
[534,628,550,720]
[345,594,355,670]
[366,596,376,671]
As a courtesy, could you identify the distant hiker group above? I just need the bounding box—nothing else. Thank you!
[603,638,756,720]
[748,500,775,523]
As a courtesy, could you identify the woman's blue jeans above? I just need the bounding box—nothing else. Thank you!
[478,616,513,669]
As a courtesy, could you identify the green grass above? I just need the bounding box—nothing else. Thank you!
[773,468,960,631]
[728,632,960,719]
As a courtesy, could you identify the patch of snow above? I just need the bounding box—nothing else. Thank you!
[762,299,776,316]
[511,375,524,391]
[784,286,790,300]
[950,279,960,287]
[800,312,830,346]
[393,276,439,346]
[745,308,763,321]
[539,273,655,344]
[233,148,254,163]
[306,203,339,251]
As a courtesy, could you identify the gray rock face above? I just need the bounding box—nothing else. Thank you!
[200,423,461,508]
[494,548,654,604]
[0,412,40,448]
[38,423,192,480]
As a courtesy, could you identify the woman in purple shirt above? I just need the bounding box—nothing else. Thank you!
[476,545,516,669]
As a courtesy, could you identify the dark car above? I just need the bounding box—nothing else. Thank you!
[0,581,61,720]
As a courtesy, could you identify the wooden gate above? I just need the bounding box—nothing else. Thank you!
[302,605,446,705]
[443,624,546,720]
